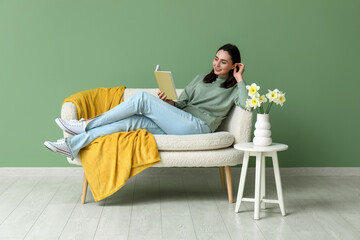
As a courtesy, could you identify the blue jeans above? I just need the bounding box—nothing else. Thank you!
[65,91,211,158]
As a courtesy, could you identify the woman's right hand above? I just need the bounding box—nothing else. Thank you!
[233,63,245,82]
[157,91,175,106]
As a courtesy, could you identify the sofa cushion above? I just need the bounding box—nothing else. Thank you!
[153,131,234,151]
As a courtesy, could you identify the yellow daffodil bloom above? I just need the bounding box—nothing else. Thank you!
[246,83,260,97]
[266,90,278,102]
[259,95,267,103]
[245,99,252,111]
[278,93,286,106]
[250,97,261,109]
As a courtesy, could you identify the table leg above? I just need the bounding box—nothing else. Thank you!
[235,151,249,213]
[254,152,262,220]
[260,154,266,209]
[272,151,286,216]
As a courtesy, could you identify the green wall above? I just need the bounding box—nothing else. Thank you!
[1,0,359,167]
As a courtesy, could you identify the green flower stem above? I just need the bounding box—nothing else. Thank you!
[265,102,273,114]
[260,105,264,114]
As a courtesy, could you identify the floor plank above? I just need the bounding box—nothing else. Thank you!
[285,176,360,240]
[0,176,66,239]
[0,176,18,196]
[24,176,82,240]
[206,173,266,240]
[0,176,42,225]
[93,177,135,240]
[339,213,360,232]
[127,175,162,240]
[272,177,337,240]
[59,182,105,240]
[182,174,231,240]
[160,175,197,240]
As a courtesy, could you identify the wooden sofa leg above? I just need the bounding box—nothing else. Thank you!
[219,167,226,190]
[81,174,88,204]
[225,166,233,203]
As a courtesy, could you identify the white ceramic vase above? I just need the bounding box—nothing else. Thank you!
[253,114,272,146]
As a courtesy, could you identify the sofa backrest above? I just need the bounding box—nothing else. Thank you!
[123,88,253,144]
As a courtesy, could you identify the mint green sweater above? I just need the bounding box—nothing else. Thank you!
[174,73,248,132]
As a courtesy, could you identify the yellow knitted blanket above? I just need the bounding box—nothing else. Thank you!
[64,87,161,201]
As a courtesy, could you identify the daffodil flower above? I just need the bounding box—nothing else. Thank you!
[277,93,286,106]
[250,97,261,109]
[259,95,267,103]
[246,83,260,97]
[245,99,252,111]
[266,90,278,102]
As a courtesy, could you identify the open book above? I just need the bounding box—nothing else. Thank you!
[154,64,178,100]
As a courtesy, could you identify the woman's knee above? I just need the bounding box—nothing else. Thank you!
[132,91,157,106]
[133,91,155,102]
[134,91,145,98]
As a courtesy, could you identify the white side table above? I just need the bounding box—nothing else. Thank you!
[234,142,288,220]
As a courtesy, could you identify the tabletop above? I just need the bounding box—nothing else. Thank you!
[234,142,288,152]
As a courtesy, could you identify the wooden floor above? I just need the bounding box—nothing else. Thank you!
[0,168,360,240]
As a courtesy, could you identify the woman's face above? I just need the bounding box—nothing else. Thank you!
[213,50,235,78]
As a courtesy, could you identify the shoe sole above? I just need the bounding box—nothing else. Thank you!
[44,141,72,159]
[55,118,80,135]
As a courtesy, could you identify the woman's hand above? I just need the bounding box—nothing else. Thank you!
[157,91,175,106]
[233,63,245,82]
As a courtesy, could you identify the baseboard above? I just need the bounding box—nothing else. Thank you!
[0,167,359,176]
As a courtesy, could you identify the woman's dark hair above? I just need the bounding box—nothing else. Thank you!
[203,43,241,88]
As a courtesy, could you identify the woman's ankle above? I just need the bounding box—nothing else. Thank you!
[84,119,93,126]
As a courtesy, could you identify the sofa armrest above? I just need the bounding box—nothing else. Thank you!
[61,102,78,121]
[61,102,82,166]
[217,106,253,144]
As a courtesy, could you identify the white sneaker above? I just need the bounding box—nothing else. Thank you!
[44,139,72,158]
[55,118,86,135]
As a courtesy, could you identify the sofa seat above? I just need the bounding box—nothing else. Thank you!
[154,132,234,151]
[155,148,243,167]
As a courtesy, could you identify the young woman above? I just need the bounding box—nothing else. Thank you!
[44,43,247,159]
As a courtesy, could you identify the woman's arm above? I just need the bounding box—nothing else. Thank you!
[158,74,202,108]
[233,63,247,109]
[234,81,248,109]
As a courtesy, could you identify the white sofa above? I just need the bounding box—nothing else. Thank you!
[61,88,253,204]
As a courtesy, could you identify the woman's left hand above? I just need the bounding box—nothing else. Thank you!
[233,63,245,82]
[157,91,175,106]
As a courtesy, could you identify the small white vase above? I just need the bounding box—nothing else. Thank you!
[253,114,272,146]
